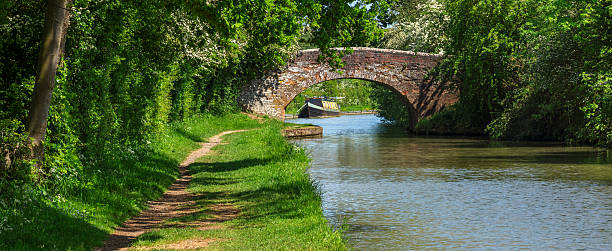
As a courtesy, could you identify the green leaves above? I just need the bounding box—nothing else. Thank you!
[434,0,612,145]
[0,0,391,185]
[310,0,387,68]
[579,72,612,146]
[440,0,525,126]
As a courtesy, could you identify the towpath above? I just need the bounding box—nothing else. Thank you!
[97,130,249,250]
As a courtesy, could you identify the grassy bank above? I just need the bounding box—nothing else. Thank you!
[3,113,333,249]
[128,121,346,250]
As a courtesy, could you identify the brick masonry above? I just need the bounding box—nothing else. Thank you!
[238,47,458,125]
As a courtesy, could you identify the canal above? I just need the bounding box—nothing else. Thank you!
[288,114,612,250]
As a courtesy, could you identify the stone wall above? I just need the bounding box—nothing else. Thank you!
[238,47,458,122]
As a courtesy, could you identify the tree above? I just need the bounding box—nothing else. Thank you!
[379,0,446,54]
[20,0,389,168]
[26,0,71,166]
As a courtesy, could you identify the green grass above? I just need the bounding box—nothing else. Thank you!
[0,113,263,250]
[129,122,346,250]
[283,122,317,128]
[0,113,343,250]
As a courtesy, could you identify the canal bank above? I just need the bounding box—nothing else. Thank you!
[101,115,346,250]
[1,113,346,250]
[289,114,612,250]
[282,124,323,138]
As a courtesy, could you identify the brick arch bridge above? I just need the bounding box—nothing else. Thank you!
[238,47,458,126]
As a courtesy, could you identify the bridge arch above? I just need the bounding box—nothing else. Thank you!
[238,47,457,123]
[284,77,419,126]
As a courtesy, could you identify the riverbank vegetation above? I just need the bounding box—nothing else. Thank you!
[0,0,387,249]
[0,114,262,249]
[376,0,611,146]
[1,0,609,248]
[1,114,345,249]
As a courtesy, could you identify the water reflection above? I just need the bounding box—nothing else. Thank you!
[289,114,612,250]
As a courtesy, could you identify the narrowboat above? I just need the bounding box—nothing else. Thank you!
[297,97,341,118]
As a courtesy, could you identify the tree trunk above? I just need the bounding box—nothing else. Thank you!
[26,0,71,165]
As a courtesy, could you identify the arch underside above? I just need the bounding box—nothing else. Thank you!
[282,76,417,112]
[283,76,419,127]
[237,48,457,123]
[276,64,421,120]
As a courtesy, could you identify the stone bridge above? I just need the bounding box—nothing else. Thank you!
[238,47,458,126]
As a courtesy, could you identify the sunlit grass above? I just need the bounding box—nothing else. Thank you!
[1,113,342,250]
[130,123,346,250]
[0,113,262,250]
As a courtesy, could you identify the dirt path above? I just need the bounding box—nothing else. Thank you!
[97,130,249,251]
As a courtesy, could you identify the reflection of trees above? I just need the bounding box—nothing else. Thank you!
[298,115,611,184]
[319,133,612,183]
[304,122,612,249]
[335,137,378,173]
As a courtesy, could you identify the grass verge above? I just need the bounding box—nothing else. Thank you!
[0,113,263,250]
[129,122,346,250]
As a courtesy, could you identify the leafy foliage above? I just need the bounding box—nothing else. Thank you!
[379,0,611,146]
[0,0,388,179]
[379,0,447,54]
[480,0,612,145]
[0,0,388,248]
[370,85,416,128]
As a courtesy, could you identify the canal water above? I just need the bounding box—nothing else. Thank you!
[288,114,612,250]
